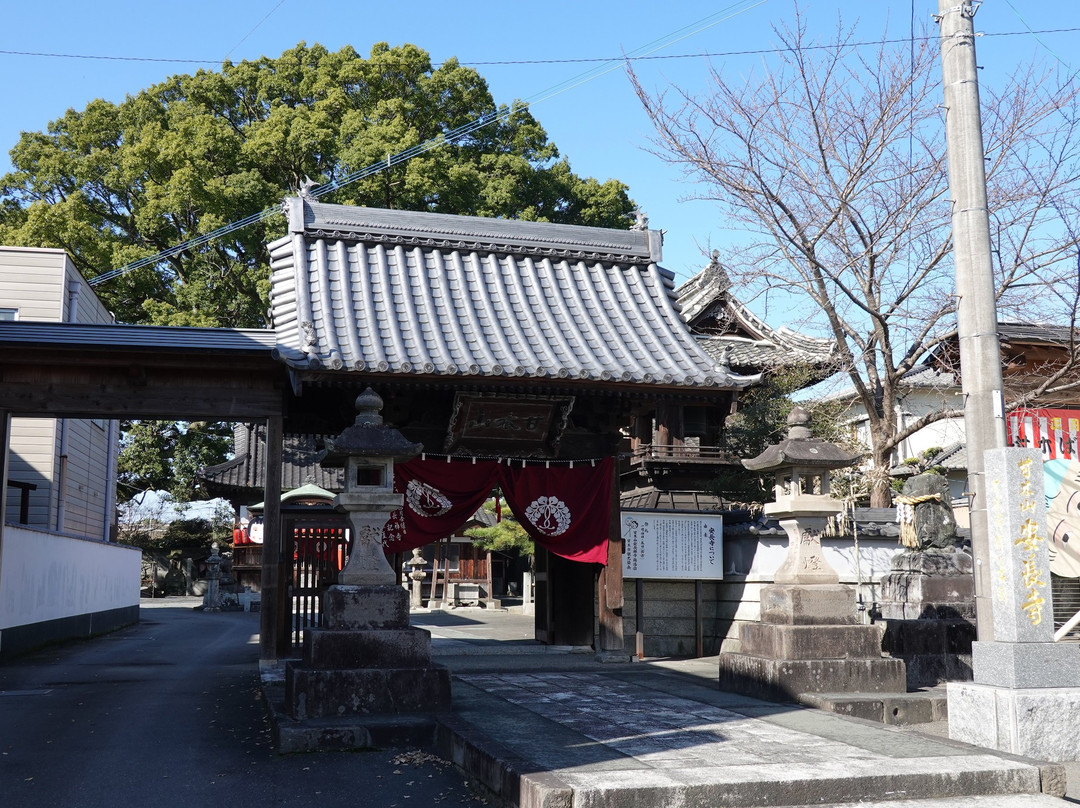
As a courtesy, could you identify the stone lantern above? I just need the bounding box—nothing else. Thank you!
[319,387,422,586]
[717,407,907,701]
[742,406,858,589]
[280,388,451,751]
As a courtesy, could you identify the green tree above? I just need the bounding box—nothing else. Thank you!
[464,498,534,558]
[2,42,635,502]
[0,42,635,327]
[118,420,233,503]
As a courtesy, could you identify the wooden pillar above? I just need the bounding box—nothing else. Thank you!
[259,414,285,666]
[597,458,625,655]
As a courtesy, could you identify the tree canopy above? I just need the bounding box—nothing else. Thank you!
[633,9,1080,505]
[1,42,635,503]
[0,41,635,327]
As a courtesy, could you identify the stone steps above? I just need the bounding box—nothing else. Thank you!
[781,797,1069,808]
[798,687,949,725]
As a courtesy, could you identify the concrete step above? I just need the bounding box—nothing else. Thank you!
[798,687,948,725]
[783,797,1069,807]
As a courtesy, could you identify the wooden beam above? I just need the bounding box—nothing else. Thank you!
[259,414,286,666]
[597,458,625,654]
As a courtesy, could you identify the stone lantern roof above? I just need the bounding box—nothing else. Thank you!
[320,388,422,467]
[742,407,859,472]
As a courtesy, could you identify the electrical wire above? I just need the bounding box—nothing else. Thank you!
[222,0,288,62]
[5,28,1079,69]
[90,0,766,286]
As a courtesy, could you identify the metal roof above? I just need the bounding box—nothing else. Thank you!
[0,321,278,353]
[268,197,756,390]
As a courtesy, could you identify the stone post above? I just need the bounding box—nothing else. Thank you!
[948,447,1080,761]
[406,547,428,609]
[203,543,222,612]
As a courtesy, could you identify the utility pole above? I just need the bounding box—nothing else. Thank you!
[937,0,1007,641]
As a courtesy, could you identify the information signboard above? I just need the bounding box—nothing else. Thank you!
[621,510,724,580]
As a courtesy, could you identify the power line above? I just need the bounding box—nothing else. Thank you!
[4,28,1080,69]
[222,0,288,62]
[90,0,767,287]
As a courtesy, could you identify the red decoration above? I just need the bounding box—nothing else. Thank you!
[499,459,612,565]
[381,457,612,565]
[382,458,499,554]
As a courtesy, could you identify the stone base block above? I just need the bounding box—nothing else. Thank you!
[286,664,451,720]
[797,690,948,725]
[889,549,973,576]
[881,618,976,688]
[322,585,410,630]
[879,572,974,612]
[972,641,1080,689]
[739,623,885,660]
[272,710,438,754]
[759,584,857,625]
[948,681,1080,761]
[717,652,907,702]
[304,627,433,669]
[878,599,977,620]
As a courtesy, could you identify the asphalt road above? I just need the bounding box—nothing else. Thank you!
[0,603,489,808]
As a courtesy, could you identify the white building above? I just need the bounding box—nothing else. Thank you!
[0,247,138,659]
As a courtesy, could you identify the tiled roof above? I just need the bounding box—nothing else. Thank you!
[899,361,959,388]
[199,424,344,500]
[674,260,836,371]
[998,321,1078,345]
[268,197,756,390]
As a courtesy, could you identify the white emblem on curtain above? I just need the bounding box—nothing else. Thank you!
[525,496,572,536]
[406,480,452,517]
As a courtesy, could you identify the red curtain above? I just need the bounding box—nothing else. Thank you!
[498,458,613,565]
[381,456,612,565]
[383,457,499,554]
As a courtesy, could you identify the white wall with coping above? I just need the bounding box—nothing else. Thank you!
[0,524,140,630]
[622,534,909,656]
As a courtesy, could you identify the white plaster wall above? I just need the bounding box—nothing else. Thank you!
[0,525,140,629]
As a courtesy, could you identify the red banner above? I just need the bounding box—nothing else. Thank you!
[381,456,612,565]
[383,457,499,554]
[1007,408,1080,460]
[499,458,613,565]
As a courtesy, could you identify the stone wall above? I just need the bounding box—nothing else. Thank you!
[621,532,903,658]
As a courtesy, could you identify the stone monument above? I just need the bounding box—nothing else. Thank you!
[202,543,222,612]
[948,447,1080,761]
[404,547,428,609]
[279,388,451,752]
[879,472,977,686]
[717,408,907,700]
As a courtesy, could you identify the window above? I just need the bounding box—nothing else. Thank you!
[0,308,18,321]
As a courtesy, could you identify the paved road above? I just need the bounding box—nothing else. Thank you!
[0,602,488,808]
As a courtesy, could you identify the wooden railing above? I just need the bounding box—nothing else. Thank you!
[630,443,729,461]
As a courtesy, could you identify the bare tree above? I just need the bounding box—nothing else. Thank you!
[631,8,1080,505]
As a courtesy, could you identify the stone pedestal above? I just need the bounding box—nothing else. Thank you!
[879,549,976,687]
[281,584,451,750]
[718,582,907,702]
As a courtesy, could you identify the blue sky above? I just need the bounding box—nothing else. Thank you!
[2,0,1078,295]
